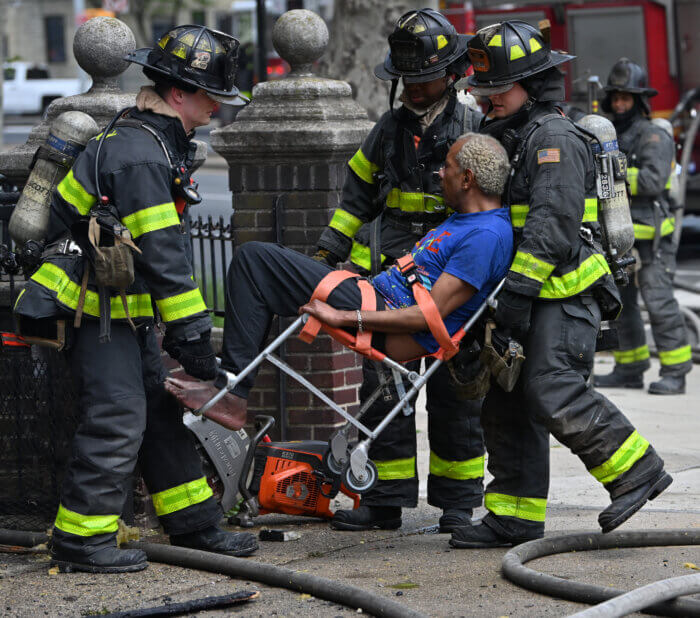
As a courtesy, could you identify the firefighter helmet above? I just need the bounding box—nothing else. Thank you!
[125,25,247,105]
[374,9,472,84]
[463,21,573,96]
[601,58,657,113]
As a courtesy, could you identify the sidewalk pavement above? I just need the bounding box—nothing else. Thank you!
[2,356,699,617]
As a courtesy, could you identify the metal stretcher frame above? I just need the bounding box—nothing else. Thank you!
[193,278,505,493]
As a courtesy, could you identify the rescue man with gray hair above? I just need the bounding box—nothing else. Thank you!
[313,8,487,533]
[449,21,672,549]
[593,58,691,395]
[166,133,513,467]
[14,25,258,573]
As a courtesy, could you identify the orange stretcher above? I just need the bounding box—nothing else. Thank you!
[195,257,505,494]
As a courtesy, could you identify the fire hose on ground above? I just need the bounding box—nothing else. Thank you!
[501,529,700,617]
[0,528,426,618]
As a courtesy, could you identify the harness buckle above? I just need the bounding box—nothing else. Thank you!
[397,256,419,286]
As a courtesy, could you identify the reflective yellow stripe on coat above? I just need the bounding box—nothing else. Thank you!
[122,202,181,238]
[155,288,208,322]
[510,198,598,229]
[633,218,675,240]
[349,242,386,272]
[328,208,363,238]
[57,169,96,216]
[348,149,379,185]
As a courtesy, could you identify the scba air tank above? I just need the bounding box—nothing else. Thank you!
[578,114,635,258]
[9,111,99,246]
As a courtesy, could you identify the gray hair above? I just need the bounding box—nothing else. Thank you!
[454,133,510,197]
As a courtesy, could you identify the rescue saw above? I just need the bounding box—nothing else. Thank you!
[184,413,359,525]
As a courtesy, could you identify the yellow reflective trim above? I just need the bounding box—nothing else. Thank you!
[172,43,187,59]
[510,45,526,61]
[31,262,153,319]
[429,451,484,480]
[328,208,363,238]
[54,504,119,537]
[614,345,650,365]
[158,34,170,49]
[539,253,611,299]
[122,202,180,239]
[665,174,672,190]
[510,251,555,284]
[485,493,547,522]
[589,431,649,485]
[385,189,445,213]
[374,456,415,481]
[437,34,448,50]
[627,166,639,196]
[155,288,207,322]
[488,34,502,47]
[633,217,675,240]
[350,241,386,271]
[529,38,542,53]
[151,477,213,516]
[57,169,96,216]
[659,345,692,366]
[510,199,597,229]
[348,149,379,185]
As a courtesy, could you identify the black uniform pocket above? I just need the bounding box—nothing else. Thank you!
[560,298,600,369]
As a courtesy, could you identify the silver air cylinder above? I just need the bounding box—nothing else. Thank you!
[9,111,99,246]
[578,114,635,258]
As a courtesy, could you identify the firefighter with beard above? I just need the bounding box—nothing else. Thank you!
[15,26,258,572]
[594,58,691,395]
[314,9,486,533]
[449,21,672,548]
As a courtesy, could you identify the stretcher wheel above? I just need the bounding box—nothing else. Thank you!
[322,449,343,476]
[343,460,378,493]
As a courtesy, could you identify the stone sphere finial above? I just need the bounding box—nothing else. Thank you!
[272,9,328,76]
[73,17,136,91]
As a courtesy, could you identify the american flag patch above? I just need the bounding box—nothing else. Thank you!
[537,148,561,164]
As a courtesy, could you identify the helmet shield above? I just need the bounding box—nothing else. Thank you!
[125,25,248,105]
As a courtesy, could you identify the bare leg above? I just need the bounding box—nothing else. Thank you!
[164,377,248,431]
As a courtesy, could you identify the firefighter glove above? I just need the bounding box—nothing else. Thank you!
[163,330,218,381]
[494,289,532,340]
[312,248,341,267]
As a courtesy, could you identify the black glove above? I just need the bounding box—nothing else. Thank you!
[163,330,218,381]
[312,248,341,267]
[494,289,532,340]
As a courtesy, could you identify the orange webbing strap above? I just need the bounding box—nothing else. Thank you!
[395,255,459,361]
[1,332,29,348]
[353,279,376,354]
[299,270,372,345]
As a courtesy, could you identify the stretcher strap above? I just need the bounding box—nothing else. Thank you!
[298,270,376,355]
[395,255,459,361]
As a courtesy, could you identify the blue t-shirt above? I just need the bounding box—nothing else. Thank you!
[371,207,513,353]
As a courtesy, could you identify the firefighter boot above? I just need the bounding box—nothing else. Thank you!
[449,518,542,549]
[599,471,673,533]
[593,367,644,389]
[438,508,473,533]
[330,505,402,531]
[51,531,147,574]
[170,525,258,557]
[648,375,686,395]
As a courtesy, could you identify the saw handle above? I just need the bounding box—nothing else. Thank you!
[239,415,276,503]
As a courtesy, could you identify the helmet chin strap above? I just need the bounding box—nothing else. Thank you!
[389,78,399,118]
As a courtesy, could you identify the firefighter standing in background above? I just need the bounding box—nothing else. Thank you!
[449,21,672,549]
[14,26,258,573]
[594,58,691,395]
[314,9,486,533]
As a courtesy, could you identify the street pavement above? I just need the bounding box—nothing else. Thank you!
[2,355,699,617]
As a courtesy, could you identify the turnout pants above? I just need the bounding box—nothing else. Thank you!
[613,237,691,378]
[359,359,484,509]
[481,294,664,539]
[53,320,221,553]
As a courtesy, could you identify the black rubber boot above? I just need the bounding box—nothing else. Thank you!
[51,542,147,574]
[593,368,644,389]
[449,521,542,549]
[170,525,258,557]
[330,505,402,531]
[599,471,673,533]
[438,508,473,533]
[648,375,686,395]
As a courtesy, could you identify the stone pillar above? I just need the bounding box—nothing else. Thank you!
[211,10,374,441]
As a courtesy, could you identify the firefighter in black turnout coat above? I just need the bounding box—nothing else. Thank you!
[594,58,691,395]
[14,26,258,573]
[449,21,672,549]
[315,9,486,532]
